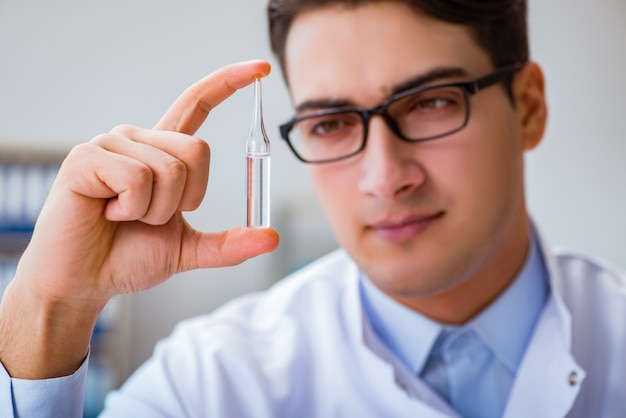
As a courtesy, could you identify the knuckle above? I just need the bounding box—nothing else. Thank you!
[164,158,187,181]
[184,137,211,162]
[131,164,154,188]
[68,142,96,157]
[89,133,114,146]
[59,143,97,174]
[109,123,136,136]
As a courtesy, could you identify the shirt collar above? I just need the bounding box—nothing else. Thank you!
[359,276,441,375]
[359,229,550,376]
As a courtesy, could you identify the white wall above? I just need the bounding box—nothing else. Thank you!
[526,0,626,269]
[1,0,624,381]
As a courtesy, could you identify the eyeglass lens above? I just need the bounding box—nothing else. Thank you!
[287,85,468,163]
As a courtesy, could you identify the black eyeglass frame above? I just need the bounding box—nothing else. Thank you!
[279,63,523,164]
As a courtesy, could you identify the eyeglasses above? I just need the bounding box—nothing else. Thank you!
[279,64,521,164]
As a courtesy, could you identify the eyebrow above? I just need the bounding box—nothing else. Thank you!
[294,66,469,114]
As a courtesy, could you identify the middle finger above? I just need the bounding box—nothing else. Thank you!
[108,124,211,213]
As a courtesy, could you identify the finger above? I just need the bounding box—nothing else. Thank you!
[180,226,280,271]
[155,60,271,135]
[92,132,189,225]
[59,143,154,222]
[108,124,210,212]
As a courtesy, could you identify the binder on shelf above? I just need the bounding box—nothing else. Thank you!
[0,160,60,294]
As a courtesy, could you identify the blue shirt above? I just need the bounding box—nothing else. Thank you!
[360,232,549,418]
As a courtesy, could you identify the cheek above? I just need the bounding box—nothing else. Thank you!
[419,104,521,214]
[307,166,357,231]
[447,116,524,214]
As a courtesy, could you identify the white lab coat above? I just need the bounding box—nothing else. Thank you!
[100,232,626,417]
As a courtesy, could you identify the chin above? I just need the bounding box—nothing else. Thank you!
[352,237,472,294]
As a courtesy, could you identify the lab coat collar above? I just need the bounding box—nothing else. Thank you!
[502,223,586,418]
[340,253,461,417]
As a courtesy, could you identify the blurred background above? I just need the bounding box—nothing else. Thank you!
[0,0,624,415]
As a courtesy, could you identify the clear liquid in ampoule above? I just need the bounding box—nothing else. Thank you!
[246,77,271,228]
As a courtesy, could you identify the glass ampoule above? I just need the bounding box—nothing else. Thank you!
[246,77,271,228]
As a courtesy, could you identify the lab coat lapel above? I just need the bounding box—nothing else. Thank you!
[503,230,585,418]
[341,257,460,418]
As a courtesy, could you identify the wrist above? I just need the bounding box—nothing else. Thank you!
[0,279,105,379]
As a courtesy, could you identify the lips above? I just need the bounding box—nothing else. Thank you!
[369,212,443,243]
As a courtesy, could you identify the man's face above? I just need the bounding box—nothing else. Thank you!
[284,2,536,302]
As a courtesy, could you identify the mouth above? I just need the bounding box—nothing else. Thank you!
[369,211,444,243]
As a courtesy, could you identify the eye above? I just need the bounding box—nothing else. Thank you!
[414,97,455,111]
[408,91,461,113]
[298,113,360,140]
[391,87,464,118]
[310,118,349,136]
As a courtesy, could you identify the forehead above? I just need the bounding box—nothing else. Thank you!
[284,2,492,105]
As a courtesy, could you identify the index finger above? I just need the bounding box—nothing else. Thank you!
[154,60,271,135]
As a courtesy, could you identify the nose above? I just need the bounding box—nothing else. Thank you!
[357,116,426,200]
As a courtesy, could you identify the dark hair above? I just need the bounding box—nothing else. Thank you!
[268,0,528,79]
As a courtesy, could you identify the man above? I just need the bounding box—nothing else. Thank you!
[0,0,624,417]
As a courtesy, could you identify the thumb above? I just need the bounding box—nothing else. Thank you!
[181,226,280,271]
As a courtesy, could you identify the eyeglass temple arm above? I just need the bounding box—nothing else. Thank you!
[470,63,523,94]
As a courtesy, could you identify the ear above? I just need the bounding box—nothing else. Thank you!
[511,62,548,151]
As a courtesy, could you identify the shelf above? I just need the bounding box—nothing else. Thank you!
[0,229,32,256]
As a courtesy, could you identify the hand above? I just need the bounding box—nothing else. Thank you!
[0,60,279,378]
